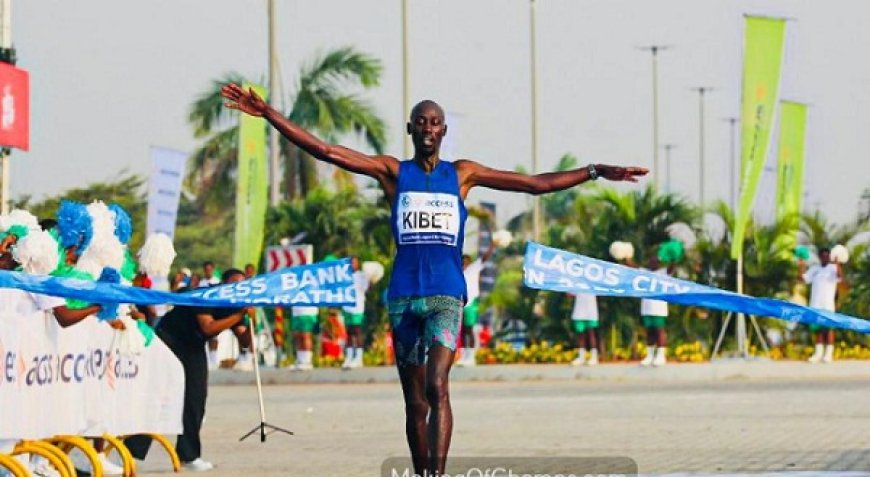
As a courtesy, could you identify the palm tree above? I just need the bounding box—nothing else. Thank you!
[185,47,387,211]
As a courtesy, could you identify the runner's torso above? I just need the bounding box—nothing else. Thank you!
[388,159,468,300]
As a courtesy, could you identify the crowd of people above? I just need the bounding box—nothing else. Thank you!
[184,238,844,375]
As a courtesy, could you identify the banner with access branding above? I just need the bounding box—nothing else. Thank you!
[0,308,183,439]
[732,16,787,259]
[234,83,269,269]
[146,146,187,238]
[523,242,870,333]
[0,259,357,307]
[396,192,461,246]
[0,62,29,150]
[774,101,807,221]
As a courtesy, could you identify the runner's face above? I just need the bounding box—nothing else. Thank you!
[408,103,446,156]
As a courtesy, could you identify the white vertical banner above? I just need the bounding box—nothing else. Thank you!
[146,147,187,238]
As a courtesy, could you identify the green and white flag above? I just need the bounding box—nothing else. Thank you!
[234,84,269,269]
[775,101,807,221]
[732,16,787,259]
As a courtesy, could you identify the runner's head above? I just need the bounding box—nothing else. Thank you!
[407,100,446,157]
[244,263,256,278]
[350,256,360,271]
[819,247,831,266]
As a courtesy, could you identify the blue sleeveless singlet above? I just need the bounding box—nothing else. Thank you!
[387,159,468,300]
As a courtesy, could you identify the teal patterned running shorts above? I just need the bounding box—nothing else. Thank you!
[388,295,463,367]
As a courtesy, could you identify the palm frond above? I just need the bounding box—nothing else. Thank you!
[188,72,248,138]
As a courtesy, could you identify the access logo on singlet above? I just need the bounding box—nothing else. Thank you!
[397,192,460,246]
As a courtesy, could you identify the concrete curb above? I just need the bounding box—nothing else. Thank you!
[209,359,870,386]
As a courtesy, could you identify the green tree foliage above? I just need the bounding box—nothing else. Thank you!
[185,47,386,212]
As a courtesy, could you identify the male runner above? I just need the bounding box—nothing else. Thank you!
[222,84,646,476]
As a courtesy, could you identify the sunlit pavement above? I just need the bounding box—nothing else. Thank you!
[134,370,870,476]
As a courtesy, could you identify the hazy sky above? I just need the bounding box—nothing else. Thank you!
[10,0,870,226]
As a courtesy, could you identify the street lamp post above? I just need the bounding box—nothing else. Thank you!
[0,0,12,215]
[638,45,671,190]
[662,143,677,193]
[691,86,714,205]
[267,0,281,206]
[530,0,541,241]
[722,116,738,210]
[401,0,411,159]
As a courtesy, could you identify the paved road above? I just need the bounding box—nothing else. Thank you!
[134,377,870,476]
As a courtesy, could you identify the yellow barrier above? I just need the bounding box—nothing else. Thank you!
[100,434,136,477]
[0,453,29,477]
[50,435,104,477]
[13,440,73,477]
[123,434,181,473]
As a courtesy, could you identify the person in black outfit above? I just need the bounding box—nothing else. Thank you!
[126,268,252,472]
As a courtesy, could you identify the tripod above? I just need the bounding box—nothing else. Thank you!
[711,311,770,359]
[239,312,293,442]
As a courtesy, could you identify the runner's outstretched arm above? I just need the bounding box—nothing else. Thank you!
[456,160,648,196]
[221,83,397,184]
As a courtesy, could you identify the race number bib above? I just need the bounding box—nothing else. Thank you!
[396,192,460,246]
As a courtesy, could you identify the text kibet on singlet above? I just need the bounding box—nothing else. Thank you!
[388,160,468,300]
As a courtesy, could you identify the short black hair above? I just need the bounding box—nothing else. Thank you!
[39,218,57,231]
[221,268,245,282]
[203,261,215,268]
[819,247,831,255]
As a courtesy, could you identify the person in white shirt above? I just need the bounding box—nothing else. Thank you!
[569,292,600,366]
[639,256,672,367]
[799,247,844,363]
[457,241,495,367]
[342,257,370,369]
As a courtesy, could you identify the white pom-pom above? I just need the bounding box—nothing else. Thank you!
[13,230,60,275]
[492,230,513,248]
[666,222,697,250]
[830,244,850,264]
[609,241,635,261]
[83,201,125,269]
[86,201,115,239]
[362,261,385,284]
[74,254,104,278]
[0,209,40,233]
[138,233,177,277]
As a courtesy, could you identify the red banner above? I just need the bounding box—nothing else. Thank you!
[0,62,29,151]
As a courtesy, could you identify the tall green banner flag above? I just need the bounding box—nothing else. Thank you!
[234,84,269,269]
[775,101,807,221]
[731,16,787,259]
